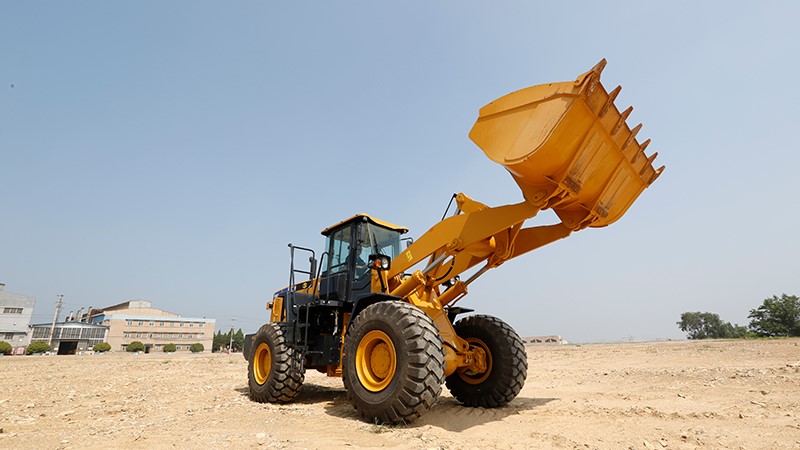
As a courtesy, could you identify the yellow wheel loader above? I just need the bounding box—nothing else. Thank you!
[245,60,664,424]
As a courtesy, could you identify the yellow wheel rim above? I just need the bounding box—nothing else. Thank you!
[458,337,492,385]
[253,342,272,385]
[356,330,397,392]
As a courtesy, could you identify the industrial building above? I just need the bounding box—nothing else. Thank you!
[90,300,215,352]
[0,283,35,354]
[28,321,109,354]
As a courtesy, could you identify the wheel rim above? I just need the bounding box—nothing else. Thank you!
[356,330,397,392]
[458,337,493,385]
[253,342,272,385]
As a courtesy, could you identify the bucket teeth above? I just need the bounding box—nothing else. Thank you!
[623,123,643,150]
[600,85,621,118]
[590,58,607,76]
[640,152,659,175]
[650,165,666,184]
[612,106,633,135]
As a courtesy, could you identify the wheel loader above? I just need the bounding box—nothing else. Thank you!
[244,60,664,424]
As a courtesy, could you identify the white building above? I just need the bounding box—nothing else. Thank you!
[0,283,36,353]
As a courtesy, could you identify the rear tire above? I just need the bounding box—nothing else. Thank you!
[248,323,304,403]
[343,301,445,424]
[445,315,527,407]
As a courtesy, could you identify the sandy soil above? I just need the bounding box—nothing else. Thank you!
[1,339,799,450]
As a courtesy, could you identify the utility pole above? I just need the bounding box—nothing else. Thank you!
[228,317,236,353]
[48,293,64,347]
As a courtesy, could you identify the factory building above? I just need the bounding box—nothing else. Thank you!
[28,321,109,354]
[90,300,215,352]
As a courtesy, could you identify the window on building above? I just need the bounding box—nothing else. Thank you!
[189,323,194,327]
[4,333,13,340]
[159,322,164,327]
[199,323,204,328]
[178,334,183,339]
[169,322,174,327]
[148,333,153,339]
[138,321,143,326]
[32,328,49,339]
[136,333,142,338]
[2,307,23,314]
[61,328,80,339]
[127,320,133,326]
[149,321,154,326]
[179,323,184,327]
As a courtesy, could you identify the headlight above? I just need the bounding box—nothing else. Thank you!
[368,254,391,271]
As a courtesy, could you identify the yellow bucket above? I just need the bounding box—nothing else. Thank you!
[469,59,664,230]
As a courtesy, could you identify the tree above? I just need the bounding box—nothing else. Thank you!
[189,343,204,353]
[748,294,800,337]
[26,341,51,354]
[127,341,145,352]
[0,341,12,355]
[213,328,246,352]
[163,343,177,353]
[233,328,245,352]
[677,312,747,339]
[92,342,111,353]
[212,330,226,353]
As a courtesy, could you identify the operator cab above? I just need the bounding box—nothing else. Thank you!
[319,214,407,302]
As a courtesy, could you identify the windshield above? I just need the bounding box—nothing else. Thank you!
[356,222,402,266]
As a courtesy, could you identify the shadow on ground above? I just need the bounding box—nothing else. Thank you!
[418,396,557,432]
[236,384,556,430]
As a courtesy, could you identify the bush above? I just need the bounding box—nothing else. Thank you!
[163,343,177,353]
[127,341,145,352]
[26,341,51,355]
[93,342,112,353]
[0,341,12,355]
[189,343,204,353]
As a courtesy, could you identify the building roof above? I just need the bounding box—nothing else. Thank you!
[98,300,153,312]
[30,321,108,329]
[92,314,215,323]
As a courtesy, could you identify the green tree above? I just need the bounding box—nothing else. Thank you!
[233,328,245,352]
[92,342,111,353]
[748,294,800,337]
[163,343,177,353]
[212,330,226,352]
[0,341,12,355]
[189,343,204,353]
[127,341,145,352]
[677,312,747,339]
[26,341,51,354]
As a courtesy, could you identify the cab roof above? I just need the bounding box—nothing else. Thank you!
[321,213,409,236]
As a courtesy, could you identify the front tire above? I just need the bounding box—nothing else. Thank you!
[343,301,445,424]
[248,323,304,403]
[445,315,527,407]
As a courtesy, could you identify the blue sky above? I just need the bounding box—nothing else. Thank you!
[2,2,798,342]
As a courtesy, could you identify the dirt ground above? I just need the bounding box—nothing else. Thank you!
[1,339,798,450]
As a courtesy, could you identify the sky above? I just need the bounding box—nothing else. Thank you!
[1,2,798,343]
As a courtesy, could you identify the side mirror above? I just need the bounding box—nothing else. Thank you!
[309,256,317,280]
[368,254,391,271]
